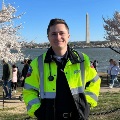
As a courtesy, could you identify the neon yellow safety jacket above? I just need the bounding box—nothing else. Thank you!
[23,47,101,118]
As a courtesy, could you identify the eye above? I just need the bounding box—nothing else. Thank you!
[51,33,57,36]
[60,33,64,35]
[59,32,65,35]
[52,33,56,35]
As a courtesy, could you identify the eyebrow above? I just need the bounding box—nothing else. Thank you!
[51,30,67,33]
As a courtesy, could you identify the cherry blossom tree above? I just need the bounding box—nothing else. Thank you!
[103,11,120,42]
[0,1,25,63]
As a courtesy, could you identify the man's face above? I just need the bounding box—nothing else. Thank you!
[48,24,70,50]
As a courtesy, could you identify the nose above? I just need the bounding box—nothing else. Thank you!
[55,33,61,39]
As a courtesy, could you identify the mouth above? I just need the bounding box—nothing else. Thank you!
[55,41,63,43]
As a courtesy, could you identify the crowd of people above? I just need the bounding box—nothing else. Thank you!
[2,57,32,100]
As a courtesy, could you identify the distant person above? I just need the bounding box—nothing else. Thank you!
[26,59,32,77]
[17,66,21,84]
[27,59,32,65]
[107,60,120,88]
[23,18,101,120]
[93,60,98,72]
[107,59,114,73]
[19,58,32,101]
[21,58,30,87]
[118,60,120,67]
[90,61,94,68]
[11,64,18,93]
[2,57,12,99]
[109,59,114,66]
[107,59,114,86]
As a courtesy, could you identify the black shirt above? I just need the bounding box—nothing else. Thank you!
[54,55,77,114]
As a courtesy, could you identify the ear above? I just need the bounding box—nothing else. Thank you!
[68,34,70,38]
[47,35,50,40]
[47,34,50,39]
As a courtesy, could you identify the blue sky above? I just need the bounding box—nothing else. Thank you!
[1,0,120,43]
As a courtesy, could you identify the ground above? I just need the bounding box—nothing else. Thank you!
[0,72,120,119]
[0,88,26,114]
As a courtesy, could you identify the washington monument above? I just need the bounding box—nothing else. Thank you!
[86,13,90,43]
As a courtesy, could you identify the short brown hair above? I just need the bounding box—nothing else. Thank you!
[47,18,69,35]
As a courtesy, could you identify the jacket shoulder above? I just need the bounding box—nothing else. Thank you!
[83,53,90,68]
[30,54,45,69]
[76,51,90,67]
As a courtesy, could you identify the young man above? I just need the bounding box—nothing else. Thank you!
[2,57,12,99]
[23,18,101,120]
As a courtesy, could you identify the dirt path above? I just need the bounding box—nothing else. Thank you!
[100,86,120,92]
[0,90,26,115]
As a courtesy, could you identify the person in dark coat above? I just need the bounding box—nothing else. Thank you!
[21,58,30,87]
[2,57,12,99]
[93,60,98,72]
[19,58,32,101]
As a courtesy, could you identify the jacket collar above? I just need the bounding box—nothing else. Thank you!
[44,46,81,64]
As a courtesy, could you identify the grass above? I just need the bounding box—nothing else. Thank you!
[0,113,29,120]
[89,92,120,120]
[0,83,120,120]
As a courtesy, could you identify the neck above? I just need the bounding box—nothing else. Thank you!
[52,47,67,56]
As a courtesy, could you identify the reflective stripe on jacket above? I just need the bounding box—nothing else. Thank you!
[23,51,101,117]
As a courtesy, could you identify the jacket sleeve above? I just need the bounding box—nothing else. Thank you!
[107,66,111,74]
[8,64,12,80]
[23,58,41,117]
[84,54,101,108]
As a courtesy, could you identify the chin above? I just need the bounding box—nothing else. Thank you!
[54,45,66,50]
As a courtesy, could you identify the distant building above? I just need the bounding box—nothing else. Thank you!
[86,13,90,43]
